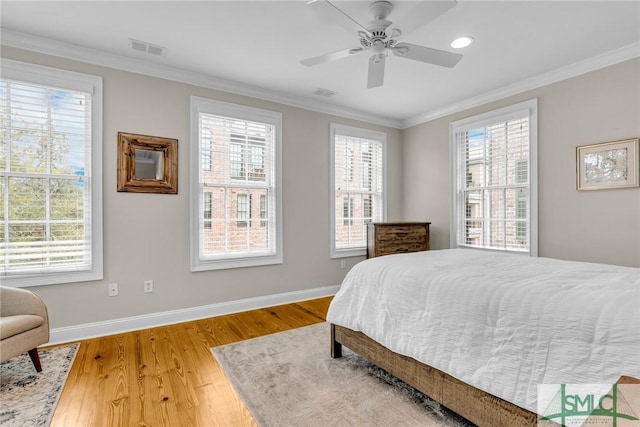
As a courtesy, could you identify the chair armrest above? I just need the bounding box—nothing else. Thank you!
[0,286,48,319]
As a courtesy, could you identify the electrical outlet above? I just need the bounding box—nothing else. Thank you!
[108,283,118,297]
[340,260,347,269]
[144,280,154,293]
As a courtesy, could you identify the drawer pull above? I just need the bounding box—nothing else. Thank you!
[395,247,409,253]
[395,232,408,237]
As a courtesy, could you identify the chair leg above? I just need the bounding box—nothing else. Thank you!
[28,348,42,372]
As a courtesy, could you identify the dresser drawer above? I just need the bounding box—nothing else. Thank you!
[375,225,427,242]
[376,241,428,256]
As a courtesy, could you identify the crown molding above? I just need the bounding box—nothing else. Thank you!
[401,42,640,129]
[2,29,638,131]
[0,29,403,129]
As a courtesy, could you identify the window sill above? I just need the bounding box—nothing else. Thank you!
[191,253,283,271]
[1,269,104,288]
[330,247,366,259]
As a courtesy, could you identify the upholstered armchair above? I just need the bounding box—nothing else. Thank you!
[0,286,50,372]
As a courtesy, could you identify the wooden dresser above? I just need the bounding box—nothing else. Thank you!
[366,222,431,258]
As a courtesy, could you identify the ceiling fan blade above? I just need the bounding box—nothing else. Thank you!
[393,43,462,68]
[367,54,386,89]
[307,0,371,36]
[300,47,363,67]
[386,0,457,39]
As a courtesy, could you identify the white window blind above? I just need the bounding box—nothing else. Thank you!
[451,99,537,254]
[190,97,282,271]
[1,59,103,286]
[330,123,386,258]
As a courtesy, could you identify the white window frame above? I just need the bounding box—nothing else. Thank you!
[330,123,387,258]
[1,59,103,286]
[190,96,282,271]
[449,99,538,256]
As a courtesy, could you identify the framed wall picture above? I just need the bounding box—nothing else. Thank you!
[576,138,639,191]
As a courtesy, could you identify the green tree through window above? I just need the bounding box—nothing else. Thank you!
[1,60,103,285]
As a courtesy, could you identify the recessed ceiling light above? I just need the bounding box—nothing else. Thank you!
[451,36,474,49]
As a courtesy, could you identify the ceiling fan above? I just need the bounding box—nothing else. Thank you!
[301,0,463,88]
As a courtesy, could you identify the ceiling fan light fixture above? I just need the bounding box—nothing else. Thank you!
[302,0,464,88]
[451,36,474,49]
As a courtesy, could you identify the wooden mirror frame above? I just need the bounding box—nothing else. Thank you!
[117,132,178,194]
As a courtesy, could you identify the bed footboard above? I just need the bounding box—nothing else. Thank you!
[330,323,539,427]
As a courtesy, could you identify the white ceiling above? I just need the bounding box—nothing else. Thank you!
[1,1,639,128]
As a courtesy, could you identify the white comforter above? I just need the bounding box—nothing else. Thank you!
[326,249,640,412]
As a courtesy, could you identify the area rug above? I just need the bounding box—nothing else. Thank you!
[0,344,79,427]
[212,323,474,426]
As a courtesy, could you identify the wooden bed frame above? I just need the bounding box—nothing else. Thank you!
[331,324,640,426]
[331,323,541,427]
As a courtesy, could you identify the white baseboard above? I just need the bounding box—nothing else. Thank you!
[48,285,340,345]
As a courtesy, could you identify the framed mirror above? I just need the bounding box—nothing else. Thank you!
[117,132,178,194]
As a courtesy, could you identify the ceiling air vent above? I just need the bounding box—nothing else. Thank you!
[313,88,337,97]
[129,39,166,57]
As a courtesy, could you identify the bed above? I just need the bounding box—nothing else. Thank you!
[326,249,640,426]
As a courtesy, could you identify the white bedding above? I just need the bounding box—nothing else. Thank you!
[326,249,640,412]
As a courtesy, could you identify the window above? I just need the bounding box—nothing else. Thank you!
[363,195,372,223]
[259,194,267,227]
[248,145,265,181]
[330,123,386,258]
[203,192,212,229]
[0,59,103,286]
[237,193,249,227]
[450,99,537,255]
[190,97,282,271]
[230,134,265,181]
[342,197,352,226]
[230,143,244,179]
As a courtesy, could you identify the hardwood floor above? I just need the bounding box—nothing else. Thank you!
[50,297,333,427]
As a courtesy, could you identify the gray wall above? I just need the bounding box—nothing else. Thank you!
[2,47,403,329]
[402,58,640,267]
